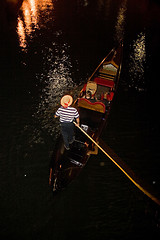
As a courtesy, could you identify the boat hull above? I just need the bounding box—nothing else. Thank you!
[49,41,123,192]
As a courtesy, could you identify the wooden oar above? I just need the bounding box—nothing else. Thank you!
[74,122,160,206]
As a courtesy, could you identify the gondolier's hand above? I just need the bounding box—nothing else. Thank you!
[73,121,79,127]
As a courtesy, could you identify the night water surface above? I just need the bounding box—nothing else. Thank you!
[0,0,160,239]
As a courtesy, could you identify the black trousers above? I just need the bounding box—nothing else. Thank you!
[60,122,74,148]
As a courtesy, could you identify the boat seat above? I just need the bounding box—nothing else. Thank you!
[98,63,117,80]
[100,68,117,76]
[98,71,115,81]
[102,61,118,73]
[78,98,106,113]
[94,77,115,88]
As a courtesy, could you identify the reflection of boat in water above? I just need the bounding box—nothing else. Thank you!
[49,41,123,192]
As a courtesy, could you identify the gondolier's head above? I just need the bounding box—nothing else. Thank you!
[61,95,73,108]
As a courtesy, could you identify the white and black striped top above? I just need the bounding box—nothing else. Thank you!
[55,106,79,123]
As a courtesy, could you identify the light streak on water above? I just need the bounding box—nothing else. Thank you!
[33,34,77,139]
[16,1,77,143]
[114,0,127,42]
[129,31,146,91]
[17,0,54,51]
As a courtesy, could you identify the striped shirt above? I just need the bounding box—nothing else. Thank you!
[55,106,79,123]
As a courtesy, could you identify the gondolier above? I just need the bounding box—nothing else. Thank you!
[54,95,80,150]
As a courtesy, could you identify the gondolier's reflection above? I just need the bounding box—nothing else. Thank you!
[54,95,80,150]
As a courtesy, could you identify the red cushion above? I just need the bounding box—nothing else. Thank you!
[94,77,114,87]
[107,92,114,101]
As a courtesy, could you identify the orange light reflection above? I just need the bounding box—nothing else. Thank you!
[17,0,54,51]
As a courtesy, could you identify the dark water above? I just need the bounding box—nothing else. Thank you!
[1,0,160,239]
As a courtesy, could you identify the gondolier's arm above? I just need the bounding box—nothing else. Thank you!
[75,117,80,126]
[54,114,79,126]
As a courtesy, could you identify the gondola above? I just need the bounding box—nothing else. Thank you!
[49,41,123,192]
